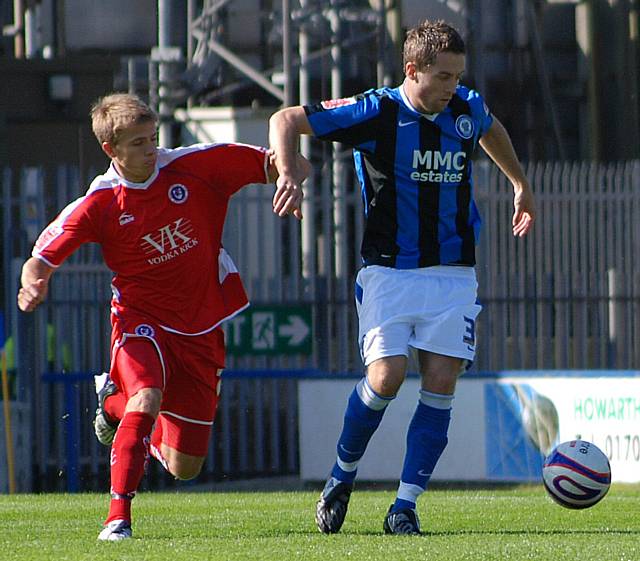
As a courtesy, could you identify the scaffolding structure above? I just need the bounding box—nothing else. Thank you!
[150,2,405,361]
[3,1,639,161]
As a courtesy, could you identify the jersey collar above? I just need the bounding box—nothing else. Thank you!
[398,83,440,122]
[106,161,159,189]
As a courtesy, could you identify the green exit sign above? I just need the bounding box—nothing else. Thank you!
[225,305,312,356]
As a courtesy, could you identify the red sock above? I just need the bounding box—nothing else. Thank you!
[150,420,162,451]
[149,420,170,472]
[104,391,127,423]
[106,411,154,524]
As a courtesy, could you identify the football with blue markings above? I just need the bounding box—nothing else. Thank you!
[542,439,611,509]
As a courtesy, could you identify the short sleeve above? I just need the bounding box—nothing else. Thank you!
[472,91,494,137]
[33,195,100,267]
[304,90,382,151]
[171,143,269,198]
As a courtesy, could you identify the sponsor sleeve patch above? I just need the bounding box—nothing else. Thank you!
[320,97,356,110]
[34,224,64,252]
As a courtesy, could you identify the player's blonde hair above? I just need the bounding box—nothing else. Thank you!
[403,20,465,71]
[90,93,157,145]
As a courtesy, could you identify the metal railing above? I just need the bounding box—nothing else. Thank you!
[2,159,640,491]
[28,369,301,493]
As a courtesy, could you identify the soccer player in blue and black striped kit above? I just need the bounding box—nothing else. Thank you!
[270,19,535,535]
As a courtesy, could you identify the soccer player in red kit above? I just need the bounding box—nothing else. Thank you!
[17,93,305,540]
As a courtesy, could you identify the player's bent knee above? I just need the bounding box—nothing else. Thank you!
[125,387,162,417]
[166,453,205,480]
[366,357,407,397]
[170,463,204,481]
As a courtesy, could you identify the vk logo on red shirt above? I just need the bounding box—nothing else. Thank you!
[140,218,199,265]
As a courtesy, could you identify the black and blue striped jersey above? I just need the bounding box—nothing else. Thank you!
[304,84,493,269]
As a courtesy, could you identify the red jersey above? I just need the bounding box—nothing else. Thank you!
[33,143,269,335]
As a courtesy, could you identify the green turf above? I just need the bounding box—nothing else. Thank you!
[0,484,638,561]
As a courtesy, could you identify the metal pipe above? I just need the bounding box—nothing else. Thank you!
[206,38,285,101]
[1,349,16,493]
[187,0,196,66]
[158,0,172,147]
[282,0,299,298]
[127,58,137,95]
[186,0,197,109]
[525,0,566,160]
[299,0,316,287]
[13,0,25,58]
[376,0,386,86]
[329,0,345,281]
[282,0,293,107]
[24,0,38,58]
[329,0,348,370]
[576,0,601,159]
[386,0,402,80]
[630,1,640,155]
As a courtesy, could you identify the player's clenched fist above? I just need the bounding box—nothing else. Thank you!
[17,257,54,312]
[17,279,48,312]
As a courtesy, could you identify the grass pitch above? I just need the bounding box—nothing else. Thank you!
[0,484,638,561]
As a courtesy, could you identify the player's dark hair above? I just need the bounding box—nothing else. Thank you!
[403,20,465,70]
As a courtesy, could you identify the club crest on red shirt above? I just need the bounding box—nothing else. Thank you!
[134,324,155,337]
[168,184,189,204]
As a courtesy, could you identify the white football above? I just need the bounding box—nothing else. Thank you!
[542,440,611,509]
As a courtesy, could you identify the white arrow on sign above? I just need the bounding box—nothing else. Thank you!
[278,315,310,346]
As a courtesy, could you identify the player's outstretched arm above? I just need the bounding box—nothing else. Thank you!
[17,257,55,312]
[269,107,314,220]
[479,117,536,237]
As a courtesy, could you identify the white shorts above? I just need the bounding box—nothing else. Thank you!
[355,265,482,366]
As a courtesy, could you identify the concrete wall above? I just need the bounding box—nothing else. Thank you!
[0,57,117,169]
[62,0,157,51]
[299,373,640,484]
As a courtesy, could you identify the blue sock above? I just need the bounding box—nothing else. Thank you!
[392,391,453,511]
[330,377,394,484]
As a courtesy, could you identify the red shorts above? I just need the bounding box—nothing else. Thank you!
[110,315,225,456]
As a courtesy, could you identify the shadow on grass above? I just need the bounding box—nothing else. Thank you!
[306,528,640,538]
[426,528,640,537]
[149,526,640,540]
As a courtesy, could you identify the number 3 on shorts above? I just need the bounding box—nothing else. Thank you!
[463,316,476,347]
